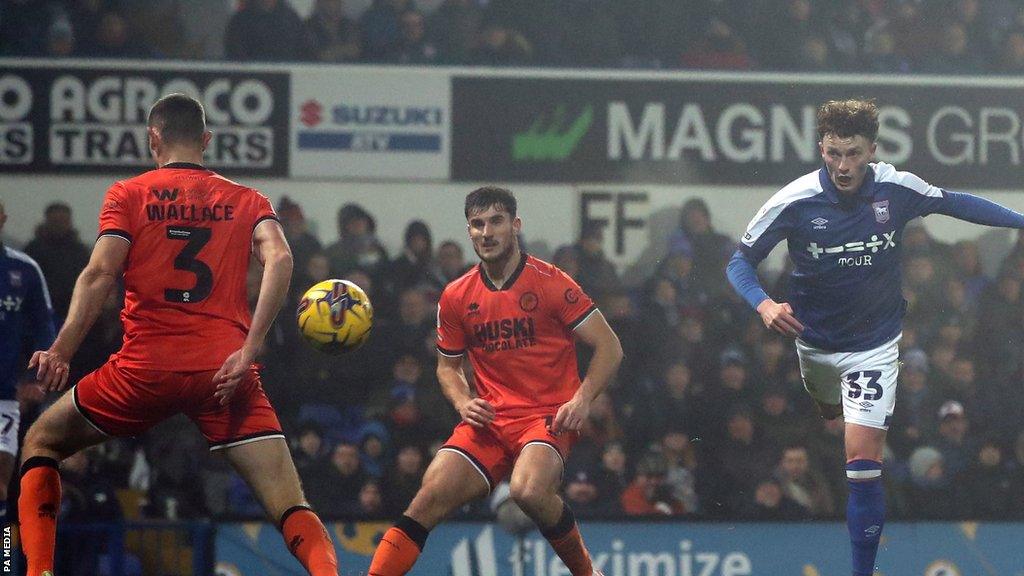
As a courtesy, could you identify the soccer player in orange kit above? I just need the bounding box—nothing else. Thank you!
[368,187,623,575]
[17,93,338,576]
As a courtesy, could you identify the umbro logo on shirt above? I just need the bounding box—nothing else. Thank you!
[811,217,828,229]
[467,302,480,316]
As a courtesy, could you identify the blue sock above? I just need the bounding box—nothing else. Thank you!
[847,460,884,576]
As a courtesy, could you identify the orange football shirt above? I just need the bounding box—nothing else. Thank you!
[97,163,277,371]
[436,253,597,416]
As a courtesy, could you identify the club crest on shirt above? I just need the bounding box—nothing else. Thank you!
[519,292,538,312]
[564,288,581,304]
[8,270,22,288]
[872,200,890,224]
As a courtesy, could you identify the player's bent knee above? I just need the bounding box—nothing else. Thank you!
[509,479,549,511]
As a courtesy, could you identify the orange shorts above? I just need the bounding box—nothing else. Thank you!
[73,359,283,450]
[439,412,578,492]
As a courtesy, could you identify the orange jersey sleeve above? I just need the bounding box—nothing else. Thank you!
[98,182,138,243]
[545,267,597,331]
[436,283,467,357]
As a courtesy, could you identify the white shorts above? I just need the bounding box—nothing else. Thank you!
[795,334,900,430]
[0,400,20,457]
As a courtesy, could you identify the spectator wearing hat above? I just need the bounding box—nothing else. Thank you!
[575,221,621,301]
[24,202,90,320]
[563,458,622,518]
[357,420,390,478]
[386,220,444,300]
[666,198,733,301]
[889,349,938,449]
[621,451,686,516]
[706,348,756,426]
[277,196,323,277]
[934,400,973,478]
[905,445,956,519]
[325,203,389,288]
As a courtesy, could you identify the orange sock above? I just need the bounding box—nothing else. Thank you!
[18,457,61,576]
[368,516,429,576]
[280,506,338,576]
[543,504,593,576]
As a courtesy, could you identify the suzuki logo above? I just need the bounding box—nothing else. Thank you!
[300,100,323,127]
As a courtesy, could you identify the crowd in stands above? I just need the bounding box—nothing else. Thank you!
[9,194,1024,524]
[7,0,1024,73]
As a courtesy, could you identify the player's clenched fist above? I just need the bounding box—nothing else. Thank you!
[458,398,496,427]
[28,349,71,393]
[756,299,804,338]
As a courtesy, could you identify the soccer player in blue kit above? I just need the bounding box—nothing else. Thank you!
[727,99,1024,576]
[0,199,56,524]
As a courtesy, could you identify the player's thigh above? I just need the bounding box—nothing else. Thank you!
[795,340,843,406]
[838,338,900,432]
[22,389,108,461]
[222,436,305,521]
[407,447,490,526]
[509,442,564,502]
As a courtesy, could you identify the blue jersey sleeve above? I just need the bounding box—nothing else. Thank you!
[729,198,796,310]
[727,250,769,310]
[25,262,56,351]
[926,191,1024,228]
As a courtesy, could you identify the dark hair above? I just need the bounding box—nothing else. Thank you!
[404,220,432,247]
[148,93,206,146]
[44,202,71,216]
[816,99,879,141]
[464,186,517,219]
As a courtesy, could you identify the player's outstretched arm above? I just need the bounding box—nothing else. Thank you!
[437,352,494,428]
[930,191,1024,229]
[553,311,623,434]
[214,219,293,403]
[30,236,128,392]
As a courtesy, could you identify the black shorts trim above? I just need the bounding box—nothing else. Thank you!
[208,430,285,451]
[567,305,598,331]
[522,439,564,461]
[72,386,114,437]
[439,444,494,492]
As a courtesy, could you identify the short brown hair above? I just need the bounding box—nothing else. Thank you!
[816,99,879,142]
[148,93,206,146]
[464,186,517,219]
